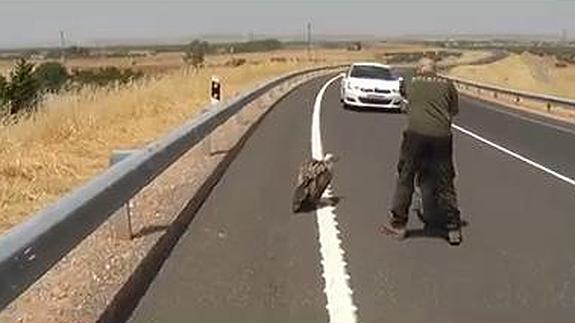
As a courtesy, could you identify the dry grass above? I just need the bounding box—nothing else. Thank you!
[449,52,575,100]
[0,42,482,76]
[0,61,320,233]
[0,44,486,233]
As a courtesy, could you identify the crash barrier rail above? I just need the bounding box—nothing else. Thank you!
[0,64,347,309]
[440,74,575,112]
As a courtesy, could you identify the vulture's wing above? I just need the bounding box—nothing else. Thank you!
[298,160,327,184]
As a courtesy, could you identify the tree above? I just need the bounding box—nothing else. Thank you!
[0,75,7,114]
[6,59,41,115]
[185,40,209,70]
[34,61,69,93]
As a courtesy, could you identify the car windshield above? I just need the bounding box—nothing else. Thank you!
[350,65,396,80]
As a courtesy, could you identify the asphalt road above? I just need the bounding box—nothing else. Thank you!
[128,74,575,323]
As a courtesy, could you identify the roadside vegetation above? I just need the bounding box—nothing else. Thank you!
[449,52,575,100]
[0,40,485,233]
[0,59,144,119]
[427,39,575,66]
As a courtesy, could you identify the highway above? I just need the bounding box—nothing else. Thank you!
[128,73,575,323]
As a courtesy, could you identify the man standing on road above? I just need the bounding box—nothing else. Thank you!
[383,58,462,244]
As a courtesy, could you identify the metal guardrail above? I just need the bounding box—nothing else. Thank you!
[0,64,346,309]
[440,74,575,110]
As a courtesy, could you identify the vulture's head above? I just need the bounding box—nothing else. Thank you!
[323,153,339,167]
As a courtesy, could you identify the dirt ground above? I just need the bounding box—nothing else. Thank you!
[449,52,575,100]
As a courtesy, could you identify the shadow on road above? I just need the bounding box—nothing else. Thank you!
[294,196,343,214]
[406,220,470,241]
[343,104,404,115]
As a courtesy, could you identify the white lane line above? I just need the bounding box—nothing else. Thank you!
[453,124,575,187]
[312,75,358,323]
[463,96,575,136]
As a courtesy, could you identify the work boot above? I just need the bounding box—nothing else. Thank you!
[381,212,407,240]
[445,218,462,246]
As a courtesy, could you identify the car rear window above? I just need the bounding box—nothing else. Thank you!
[350,65,396,80]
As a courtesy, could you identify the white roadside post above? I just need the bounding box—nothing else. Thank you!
[202,76,222,156]
[109,150,138,240]
[210,76,221,105]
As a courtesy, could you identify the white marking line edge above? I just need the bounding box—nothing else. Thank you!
[312,75,358,323]
[463,96,575,136]
[453,124,575,187]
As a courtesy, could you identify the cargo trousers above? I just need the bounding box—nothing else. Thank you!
[390,131,461,228]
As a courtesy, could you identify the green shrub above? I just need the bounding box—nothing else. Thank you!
[225,58,247,67]
[5,59,41,115]
[229,39,282,53]
[183,40,210,69]
[0,75,7,114]
[34,61,69,93]
[270,57,288,63]
[71,67,143,87]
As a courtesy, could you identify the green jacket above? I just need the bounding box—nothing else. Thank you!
[405,74,459,137]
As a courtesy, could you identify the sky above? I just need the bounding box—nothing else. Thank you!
[0,0,573,48]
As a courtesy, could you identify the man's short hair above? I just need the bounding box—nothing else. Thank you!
[417,58,437,74]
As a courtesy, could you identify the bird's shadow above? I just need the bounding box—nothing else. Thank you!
[294,196,343,214]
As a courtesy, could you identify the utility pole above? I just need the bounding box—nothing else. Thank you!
[306,22,312,61]
[561,29,567,43]
[59,30,66,64]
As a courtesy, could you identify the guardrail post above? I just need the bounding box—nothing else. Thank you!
[493,91,498,99]
[515,96,521,103]
[547,102,552,112]
[109,150,138,240]
[201,136,212,156]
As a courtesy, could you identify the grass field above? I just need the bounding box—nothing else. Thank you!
[0,43,486,233]
[0,42,481,75]
[449,52,575,100]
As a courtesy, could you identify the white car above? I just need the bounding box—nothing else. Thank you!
[340,63,404,111]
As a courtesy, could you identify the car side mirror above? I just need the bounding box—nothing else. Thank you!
[398,76,404,82]
[339,72,346,78]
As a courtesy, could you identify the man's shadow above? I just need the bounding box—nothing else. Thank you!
[406,219,470,240]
